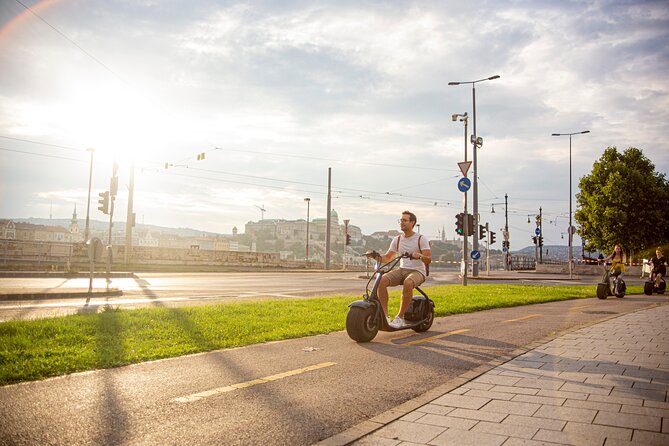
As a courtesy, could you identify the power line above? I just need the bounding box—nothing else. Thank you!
[0,135,83,152]
[0,146,84,162]
[13,0,125,84]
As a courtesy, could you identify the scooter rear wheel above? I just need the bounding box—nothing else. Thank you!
[596,283,608,299]
[658,280,666,294]
[412,307,434,333]
[644,281,654,295]
[346,306,380,342]
[615,280,626,298]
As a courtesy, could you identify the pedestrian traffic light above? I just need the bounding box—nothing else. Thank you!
[98,191,109,215]
[455,213,464,235]
[479,224,487,240]
[490,231,496,244]
[346,234,351,245]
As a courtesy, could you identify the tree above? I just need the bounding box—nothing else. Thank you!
[575,147,669,259]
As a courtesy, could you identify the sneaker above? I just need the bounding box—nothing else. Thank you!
[389,316,408,329]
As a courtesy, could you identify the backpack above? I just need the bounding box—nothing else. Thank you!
[395,234,429,276]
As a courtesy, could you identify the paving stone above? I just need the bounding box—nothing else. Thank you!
[537,389,589,400]
[430,428,507,446]
[472,374,524,386]
[610,387,667,402]
[513,378,565,391]
[643,400,669,410]
[560,381,613,395]
[593,410,661,432]
[563,421,632,440]
[631,430,669,445]
[587,393,643,406]
[462,381,495,391]
[471,420,538,439]
[533,405,597,422]
[620,404,669,418]
[489,385,539,396]
[533,427,605,445]
[415,404,455,416]
[415,413,478,430]
[501,439,564,446]
[480,399,541,416]
[372,420,445,444]
[563,398,621,413]
[352,435,401,445]
[448,408,507,423]
[511,394,565,406]
[464,389,515,401]
[430,393,490,410]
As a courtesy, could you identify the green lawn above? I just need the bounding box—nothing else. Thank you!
[0,283,642,385]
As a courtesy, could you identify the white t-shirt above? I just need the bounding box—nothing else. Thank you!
[386,232,430,276]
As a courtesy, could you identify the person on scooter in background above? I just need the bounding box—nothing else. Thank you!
[602,244,625,283]
[365,211,431,328]
[650,247,667,288]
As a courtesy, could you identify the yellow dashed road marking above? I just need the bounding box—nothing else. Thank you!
[503,314,543,323]
[172,361,336,403]
[402,328,470,346]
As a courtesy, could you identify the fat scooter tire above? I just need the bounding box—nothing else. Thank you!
[412,308,434,333]
[346,306,380,342]
[596,283,608,300]
[657,280,666,294]
[644,281,654,295]
[615,280,626,298]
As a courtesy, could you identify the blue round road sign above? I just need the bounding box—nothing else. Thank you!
[458,177,471,192]
[470,250,481,260]
[535,227,541,236]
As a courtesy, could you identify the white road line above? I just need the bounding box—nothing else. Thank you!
[171,361,336,404]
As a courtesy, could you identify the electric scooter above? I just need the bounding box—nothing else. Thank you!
[644,271,666,295]
[346,252,435,342]
[596,262,626,299]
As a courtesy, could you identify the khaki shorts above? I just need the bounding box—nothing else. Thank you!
[384,268,425,287]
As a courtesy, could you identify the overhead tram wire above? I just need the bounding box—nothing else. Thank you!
[13,0,125,84]
[0,146,85,163]
[0,135,83,153]
[212,147,459,173]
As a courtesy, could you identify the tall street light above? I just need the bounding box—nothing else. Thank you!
[551,130,590,279]
[449,75,500,277]
[84,147,95,241]
[304,198,311,263]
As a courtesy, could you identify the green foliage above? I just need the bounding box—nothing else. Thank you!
[575,147,669,256]
[0,284,641,385]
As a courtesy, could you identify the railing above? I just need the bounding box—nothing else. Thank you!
[0,239,74,267]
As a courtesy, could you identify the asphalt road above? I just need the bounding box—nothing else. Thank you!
[1,294,664,445]
[0,270,626,321]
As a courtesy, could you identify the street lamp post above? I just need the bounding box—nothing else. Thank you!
[551,130,590,279]
[452,112,468,285]
[84,147,95,241]
[449,75,500,277]
[304,198,310,263]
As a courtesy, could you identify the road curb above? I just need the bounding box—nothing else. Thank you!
[0,289,123,301]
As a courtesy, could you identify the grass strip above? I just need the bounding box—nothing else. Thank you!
[0,283,641,385]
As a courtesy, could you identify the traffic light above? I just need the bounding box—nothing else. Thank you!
[466,214,474,237]
[110,176,119,197]
[532,236,538,245]
[455,213,464,235]
[98,191,109,215]
[502,240,508,249]
[539,236,543,246]
[490,231,496,244]
[479,224,487,240]
[345,234,351,245]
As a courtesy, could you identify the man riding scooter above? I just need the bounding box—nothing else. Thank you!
[365,211,431,328]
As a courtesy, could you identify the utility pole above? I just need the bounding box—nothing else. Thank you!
[539,207,543,264]
[325,168,331,270]
[504,193,509,271]
[485,222,490,276]
[106,162,118,290]
[124,160,135,265]
[84,148,94,241]
[343,219,349,270]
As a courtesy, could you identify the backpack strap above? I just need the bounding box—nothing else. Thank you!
[395,235,401,252]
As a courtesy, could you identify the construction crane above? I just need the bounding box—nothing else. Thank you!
[255,205,266,221]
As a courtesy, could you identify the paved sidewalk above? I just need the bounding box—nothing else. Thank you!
[319,304,669,446]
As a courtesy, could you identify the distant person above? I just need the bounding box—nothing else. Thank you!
[364,211,431,328]
[602,244,625,281]
[650,247,667,288]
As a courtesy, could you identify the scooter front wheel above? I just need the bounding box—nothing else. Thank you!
[615,280,626,298]
[346,305,380,342]
[596,283,608,300]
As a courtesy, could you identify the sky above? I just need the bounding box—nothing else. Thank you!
[1,0,668,250]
